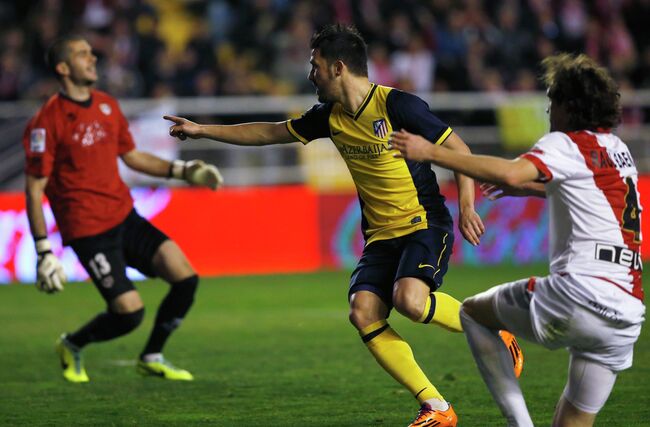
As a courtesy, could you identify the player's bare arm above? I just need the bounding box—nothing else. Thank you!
[25,174,67,292]
[390,129,540,187]
[164,115,296,146]
[25,174,49,239]
[121,150,172,177]
[480,181,546,200]
[442,132,485,246]
[121,149,224,190]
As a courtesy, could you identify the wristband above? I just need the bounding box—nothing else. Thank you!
[170,160,186,180]
[35,238,52,254]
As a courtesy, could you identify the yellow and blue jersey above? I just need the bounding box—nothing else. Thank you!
[287,83,453,245]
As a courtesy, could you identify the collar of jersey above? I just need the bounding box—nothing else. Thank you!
[343,83,377,121]
[59,91,93,108]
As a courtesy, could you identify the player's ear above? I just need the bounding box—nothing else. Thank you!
[333,60,344,76]
[55,61,70,77]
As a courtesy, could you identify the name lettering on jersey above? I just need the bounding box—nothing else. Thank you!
[30,128,46,153]
[335,142,390,160]
[609,150,635,169]
[595,243,642,270]
[590,148,635,170]
[72,121,108,147]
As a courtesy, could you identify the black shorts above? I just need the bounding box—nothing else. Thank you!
[69,209,169,302]
[349,227,454,309]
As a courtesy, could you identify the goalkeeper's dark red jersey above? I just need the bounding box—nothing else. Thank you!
[22,90,135,244]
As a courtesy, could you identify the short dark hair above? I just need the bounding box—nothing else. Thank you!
[310,24,368,77]
[542,53,621,130]
[45,34,86,77]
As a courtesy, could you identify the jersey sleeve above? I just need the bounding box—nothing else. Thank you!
[386,89,452,145]
[115,101,136,154]
[286,103,333,145]
[520,132,578,182]
[22,111,57,177]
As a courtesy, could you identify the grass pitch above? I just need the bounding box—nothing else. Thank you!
[0,264,648,426]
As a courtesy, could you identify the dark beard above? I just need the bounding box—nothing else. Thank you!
[316,89,331,103]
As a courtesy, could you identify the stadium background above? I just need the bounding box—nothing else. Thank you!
[0,0,648,283]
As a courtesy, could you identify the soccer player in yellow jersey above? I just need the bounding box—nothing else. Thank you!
[165,24,522,426]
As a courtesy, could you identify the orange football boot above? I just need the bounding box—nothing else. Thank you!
[500,330,524,378]
[408,403,457,427]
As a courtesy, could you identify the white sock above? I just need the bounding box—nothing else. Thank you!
[423,398,449,411]
[460,309,534,427]
[142,352,163,363]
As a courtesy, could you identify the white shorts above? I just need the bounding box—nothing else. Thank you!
[491,273,645,372]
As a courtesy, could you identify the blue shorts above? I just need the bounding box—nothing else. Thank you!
[349,227,454,309]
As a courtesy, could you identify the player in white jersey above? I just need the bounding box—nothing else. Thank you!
[389,53,644,427]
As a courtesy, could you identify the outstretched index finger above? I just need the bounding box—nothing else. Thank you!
[163,115,184,124]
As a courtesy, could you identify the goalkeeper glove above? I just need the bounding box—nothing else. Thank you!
[170,159,224,190]
[35,238,66,293]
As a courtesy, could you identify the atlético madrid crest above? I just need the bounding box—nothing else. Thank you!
[373,119,387,138]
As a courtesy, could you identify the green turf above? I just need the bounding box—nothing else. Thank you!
[0,264,648,426]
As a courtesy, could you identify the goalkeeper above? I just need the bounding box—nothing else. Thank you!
[22,35,223,383]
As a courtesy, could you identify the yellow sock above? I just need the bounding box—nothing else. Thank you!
[360,320,443,403]
[417,292,463,333]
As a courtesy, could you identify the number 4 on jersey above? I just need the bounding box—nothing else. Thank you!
[622,177,641,243]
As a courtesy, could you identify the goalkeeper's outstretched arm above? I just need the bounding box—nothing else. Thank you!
[164,115,296,146]
[121,150,174,177]
[121,150,223,190]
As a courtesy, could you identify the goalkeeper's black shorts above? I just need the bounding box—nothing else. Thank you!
[348,226,454,310]
[69,209,169,302]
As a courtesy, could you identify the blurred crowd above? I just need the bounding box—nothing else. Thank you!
[1,0,649,102]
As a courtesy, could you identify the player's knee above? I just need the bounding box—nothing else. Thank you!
[349,306,372,330]
[349,303,384,330]
[460,297,479,319]
[111,307,145,335]
[348,291,388,330]
[462,292,495,319]
[392,290,424,321]
[110,289,144,314]
[461,295,503,329]
[153,240,196,282]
